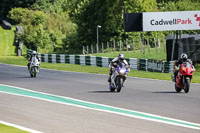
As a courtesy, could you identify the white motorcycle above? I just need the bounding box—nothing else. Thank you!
[29,56,40,77]
[110,63,129,92]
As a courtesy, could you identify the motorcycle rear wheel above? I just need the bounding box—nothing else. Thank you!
[184,78,190,93]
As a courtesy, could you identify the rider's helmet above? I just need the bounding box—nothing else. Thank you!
[181,53,188,62]
[118,53,124,61]
[32,51,37,56]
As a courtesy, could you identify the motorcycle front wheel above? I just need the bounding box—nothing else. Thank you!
[116,78,123,92]
[30,67,33,77]
[33,67,37,77]
[184,78,190,93]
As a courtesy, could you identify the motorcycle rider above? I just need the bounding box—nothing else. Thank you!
[108,53,130,86]
[173,53,194,82]
[27,50,40,71]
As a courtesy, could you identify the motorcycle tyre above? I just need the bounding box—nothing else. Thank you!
[184,78,190,93]
[175,84,181,93]
[33,67,37,78]
[30,68,33,77]
[116,78,123,92]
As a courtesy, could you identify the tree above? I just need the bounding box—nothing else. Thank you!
[8,8,77,53]
[69,0,159,53]
[0,0,35,19]
[70,0,125,51]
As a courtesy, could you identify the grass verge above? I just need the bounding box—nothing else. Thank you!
[0,26,27,56]
[0,123,29,133]
[0,56,199,83]
[0,26,15,56]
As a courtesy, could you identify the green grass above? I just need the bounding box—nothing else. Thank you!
[92,47,166,61]
[0,56,27,66]
[0,26,27,56]
[196,64,200,72]
[0,56,199,83]
[0,26,16,56]
[0,123,29,133]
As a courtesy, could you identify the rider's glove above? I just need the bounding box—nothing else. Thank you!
[111,66,115,71]
[192,66,196,71]
[175,66,179,71]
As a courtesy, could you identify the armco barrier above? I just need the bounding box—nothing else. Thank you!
[147,59,163,73]
[65,55,70,63]
[85,56,91,66]
[56,54,60,63]
[60,54,65,63]
[138,59,148,71]
[129,58,138,70]
[96,57,102,67]
[27,50,174,73]
[80,55,86,65]
[102,57,109,67]
[163,61,174,73]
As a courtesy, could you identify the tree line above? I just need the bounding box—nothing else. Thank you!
[0,0,200,54]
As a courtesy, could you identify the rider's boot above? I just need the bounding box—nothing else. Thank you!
[108,75,111,83]
[108,75,112,88]
[171,75,175,82]
[173,71,178,82]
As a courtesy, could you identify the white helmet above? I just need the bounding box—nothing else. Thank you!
[32,51,37,55]
[181,53,188,61]
[118,53,124,61]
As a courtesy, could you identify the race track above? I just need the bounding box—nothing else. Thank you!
[0,63,200,133]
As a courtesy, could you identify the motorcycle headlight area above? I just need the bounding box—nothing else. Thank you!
[119,69,125,75]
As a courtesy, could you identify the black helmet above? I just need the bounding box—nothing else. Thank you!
[181,53,188,61]
[118,53,124,61]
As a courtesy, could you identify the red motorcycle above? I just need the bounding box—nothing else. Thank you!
[174,62,194,93]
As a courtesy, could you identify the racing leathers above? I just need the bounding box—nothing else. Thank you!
[108,57,129,84]
[27,55,40,71]
[173,59,193,82]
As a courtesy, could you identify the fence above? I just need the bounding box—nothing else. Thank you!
[27,50,174,73]
[82,38,166,55]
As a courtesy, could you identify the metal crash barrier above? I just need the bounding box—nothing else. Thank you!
[27,50,174,73]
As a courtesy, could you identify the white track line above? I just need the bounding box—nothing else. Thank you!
[0,83,200,130]
[0,120,42,133]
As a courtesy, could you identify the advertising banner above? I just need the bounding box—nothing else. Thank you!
[143,11,200,31]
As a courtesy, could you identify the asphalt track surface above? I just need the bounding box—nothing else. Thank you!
[0,63,200,133]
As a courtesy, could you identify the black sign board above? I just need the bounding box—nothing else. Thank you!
[124,13,142,32]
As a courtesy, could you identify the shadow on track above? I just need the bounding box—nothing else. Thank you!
[153,91,182,94]
[88,91,116,93]
[14,76,32,78]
